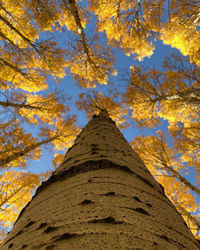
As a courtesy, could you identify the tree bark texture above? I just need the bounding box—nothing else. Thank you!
[1,110,199,249]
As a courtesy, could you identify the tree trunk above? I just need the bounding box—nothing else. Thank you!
[0,136,57,168]
[1,110,199,249]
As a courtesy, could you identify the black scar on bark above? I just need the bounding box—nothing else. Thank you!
[16,230,23,236]
[146,203,152,208]
[21,245,27,249]
[8,243,14,249]
[159,235,171,242]
[53,233,77,242]
[103,191,116,196]
[135,207,150,216]
[133,196,142,202]
[79,199,94,205]
[37,223,47,230]
[89,216,122,224]
[25,221,35,228]
[44,226,57,234]
[121,206,150,216]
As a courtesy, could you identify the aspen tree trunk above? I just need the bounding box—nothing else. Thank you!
[1,110,199,249]
[0,136,57,168]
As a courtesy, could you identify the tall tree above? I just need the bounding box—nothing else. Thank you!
[0,170,47,243]
[76,90,200,238]
[1,111,199,249]
[160,0,200,65]
[131,132,200,237]
[123,53,200,174]
[0,114,79,170]
[0,0,80,170]
[1,0,200,244]
[0,0,115,170]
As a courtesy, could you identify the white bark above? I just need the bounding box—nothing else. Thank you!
[1,110,199,249]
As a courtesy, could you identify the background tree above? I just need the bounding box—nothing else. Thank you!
[0,170,47,242]
[122,53,200,181]
[131,132,200,238]
[160,0,200,65]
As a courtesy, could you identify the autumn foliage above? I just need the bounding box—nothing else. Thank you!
[0,0,200,242]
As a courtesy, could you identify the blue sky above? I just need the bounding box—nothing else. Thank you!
[24,33,200,208]
[27,39,178,172]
